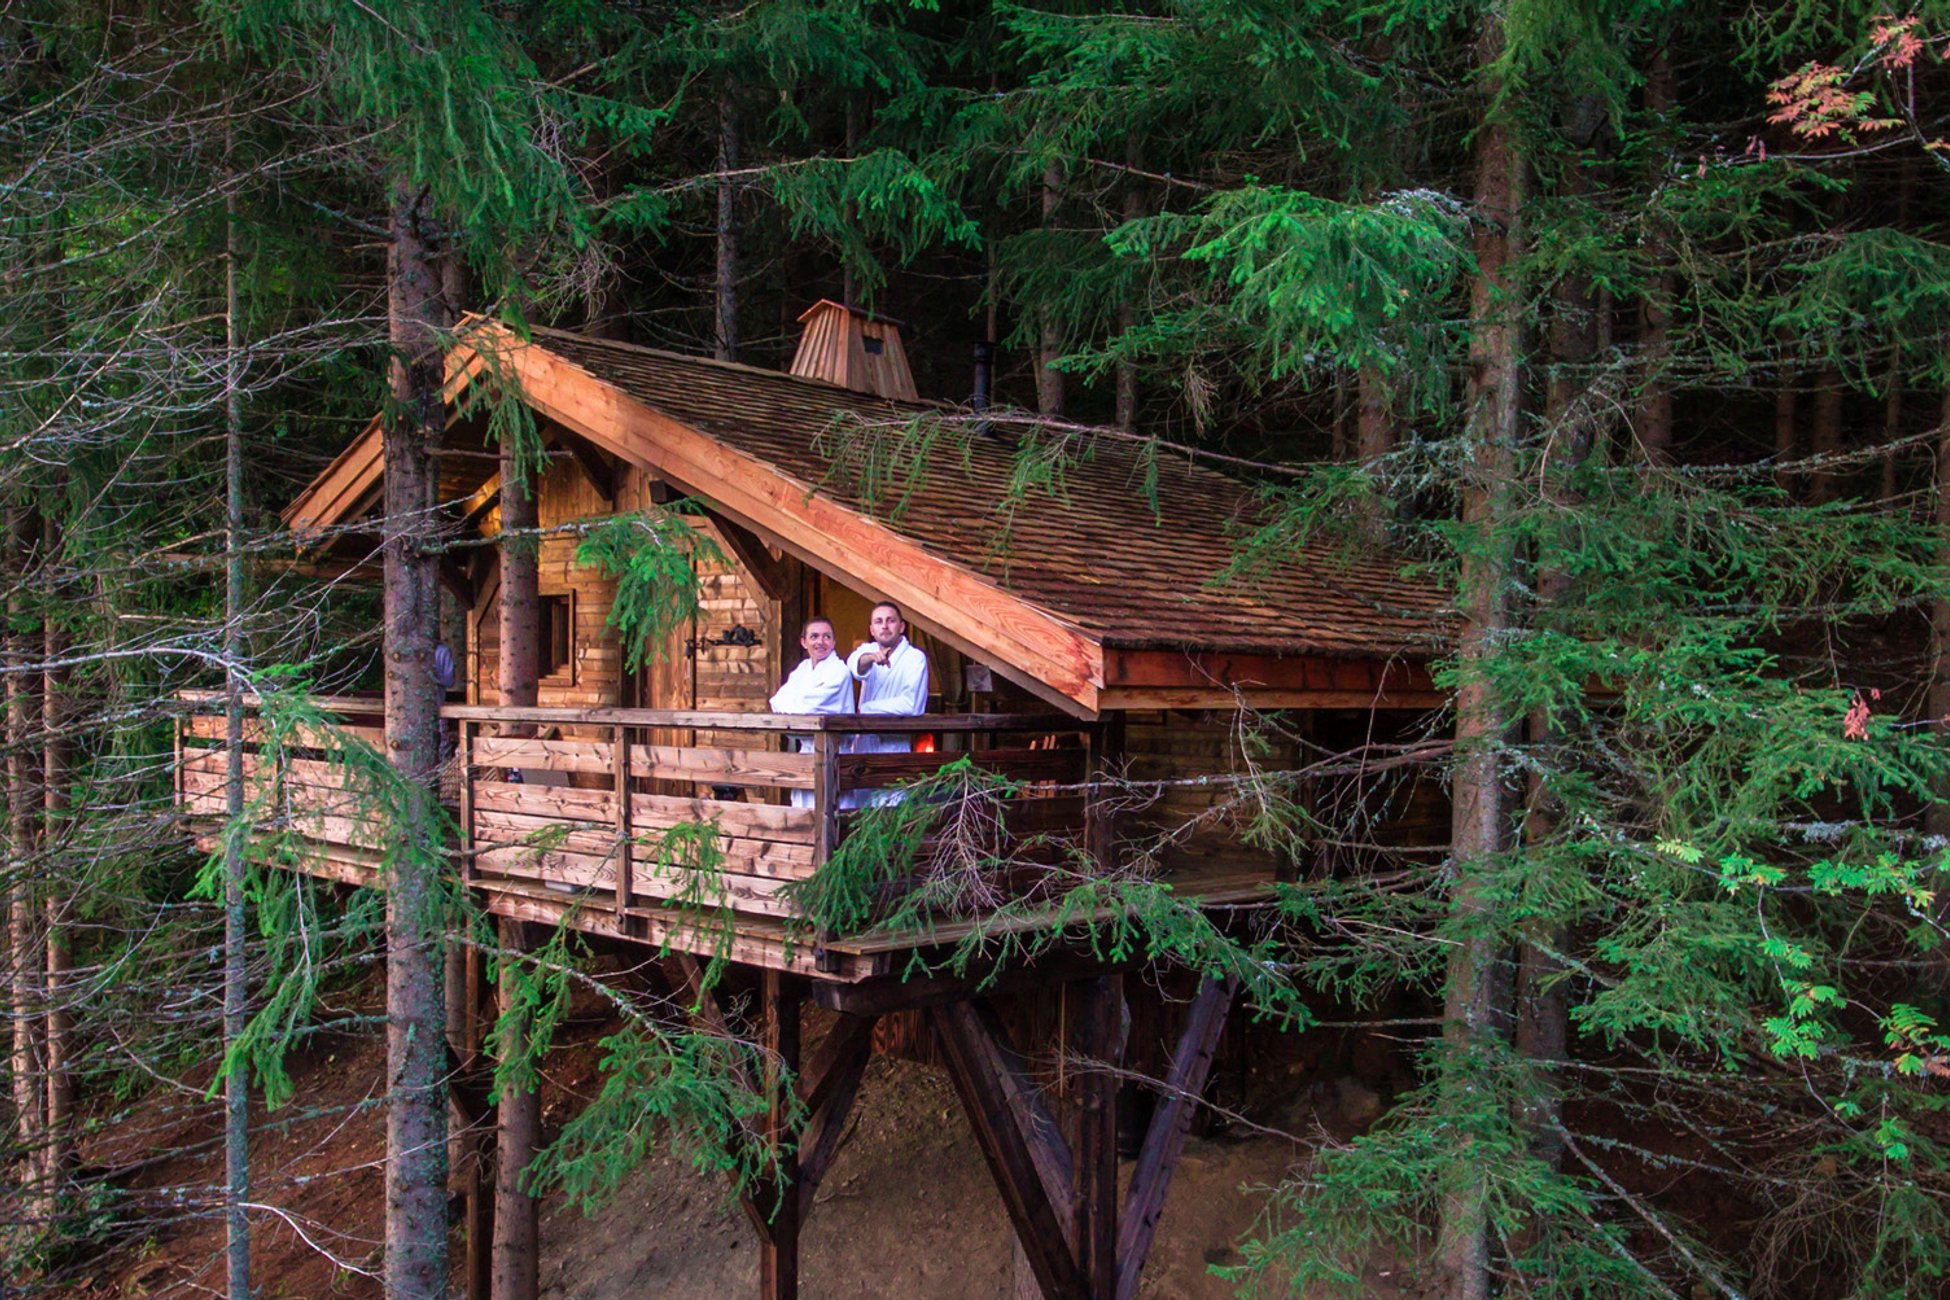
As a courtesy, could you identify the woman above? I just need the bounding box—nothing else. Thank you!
[768,616,852,808]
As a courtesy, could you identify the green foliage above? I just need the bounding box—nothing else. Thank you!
[487,919,582,1101]
[1229,1047,1659,1297]
[527,1023,796,1214]
[785,756,1310,1022]
[191,680,411,1108]
[575,507,724,673]
[1104,185,1470,401]
[770,148,979,300]
[208,0,591,281]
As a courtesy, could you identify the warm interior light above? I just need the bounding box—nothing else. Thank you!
[915,733,936,753]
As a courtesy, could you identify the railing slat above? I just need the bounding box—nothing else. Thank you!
[627,744,815,790]
[437,703,1079,735]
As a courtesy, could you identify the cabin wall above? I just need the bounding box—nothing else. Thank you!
[469,461,782,724]
[1121,707,1449,874]
[472,456,624,712]
[1124,710,1290,828]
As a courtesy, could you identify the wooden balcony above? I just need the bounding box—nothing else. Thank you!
[174,695,1277,979]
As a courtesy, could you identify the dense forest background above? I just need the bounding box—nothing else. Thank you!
[7,1,1950,1297]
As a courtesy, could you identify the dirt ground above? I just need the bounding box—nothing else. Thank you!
[59,986,1412,1300]
[533,1056,1348,1300]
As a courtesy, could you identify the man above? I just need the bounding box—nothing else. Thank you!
[845,601,929,806]
[769,616,852,808]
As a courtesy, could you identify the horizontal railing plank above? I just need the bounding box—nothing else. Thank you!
[630,792,816,844]
[471,809,816,880]
[627,744,814,790]
[471,780,614,824]
[836,746,1086,790]
[628,864,802,918]
[182,716,385,749]
[471,736,614,775]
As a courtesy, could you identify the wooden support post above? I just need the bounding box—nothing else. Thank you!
[760,969,803,1300]
[705,510,794,603]
[812,730,839,866]
[796,1013,877,1212]
[1088,714,1125,869]
[811,730,841,973]
[458,720,475,883]
[1114,976,1236,1300]
[1069,976,1123,1298]
[932,999,1087,1300]
[613,720,632,912]
[557,434,616,505]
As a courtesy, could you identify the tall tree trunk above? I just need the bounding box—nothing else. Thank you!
[8,504,42,1223]
[39,510,69,1216]
[1880,162,1915,499]
[1924,376,1950,844]
[222,180,253,1300]
[1773,343,1797,497]
[1437,19,1524,1300]
[1637,46,1675,464]
[491,358,544,1300]
[1115,145,1143,431]
[715,83,740,364]
[1514,125,1601,1203]
[1356,364,1396,467]
[1881,352,1903,501]
[492,920,543,1300]
[840,99,861,311]
[1037,163,1065,417]
[382,179,450,1300]
[1810,367,1843,504]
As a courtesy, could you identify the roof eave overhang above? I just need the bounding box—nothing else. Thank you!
[463,323,1110,716]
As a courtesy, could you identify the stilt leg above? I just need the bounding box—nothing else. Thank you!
[1115,976,1235,1300]
[760,969,802,1300]
[1070,976,1123,1297]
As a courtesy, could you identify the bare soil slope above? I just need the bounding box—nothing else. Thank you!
[68,1003,1400,1299]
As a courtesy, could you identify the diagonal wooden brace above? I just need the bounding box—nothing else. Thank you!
[932,998,1088,1300]
[1114,975,1237,1300]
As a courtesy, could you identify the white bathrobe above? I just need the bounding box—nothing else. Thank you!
[769,654,853,808]
[846,637,930,806]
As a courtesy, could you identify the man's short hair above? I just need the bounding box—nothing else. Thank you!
[871,600,904,622]
[801,615,835,635]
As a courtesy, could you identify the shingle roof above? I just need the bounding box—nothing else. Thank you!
[527,326,1447,658]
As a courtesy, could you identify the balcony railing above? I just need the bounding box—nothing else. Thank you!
[175,695,1095,934]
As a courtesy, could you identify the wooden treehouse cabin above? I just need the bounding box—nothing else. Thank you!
[174,301,1448,1299]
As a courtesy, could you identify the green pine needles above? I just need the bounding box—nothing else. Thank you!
[576,507,724,674]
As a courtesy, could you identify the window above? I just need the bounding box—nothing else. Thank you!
[541,593,574,679]
[862,334,884,355]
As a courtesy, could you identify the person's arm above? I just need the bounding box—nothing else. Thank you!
[847,642,879,681]
[768,661,805,713]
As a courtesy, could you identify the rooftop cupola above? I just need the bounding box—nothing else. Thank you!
[788,299,918,401]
